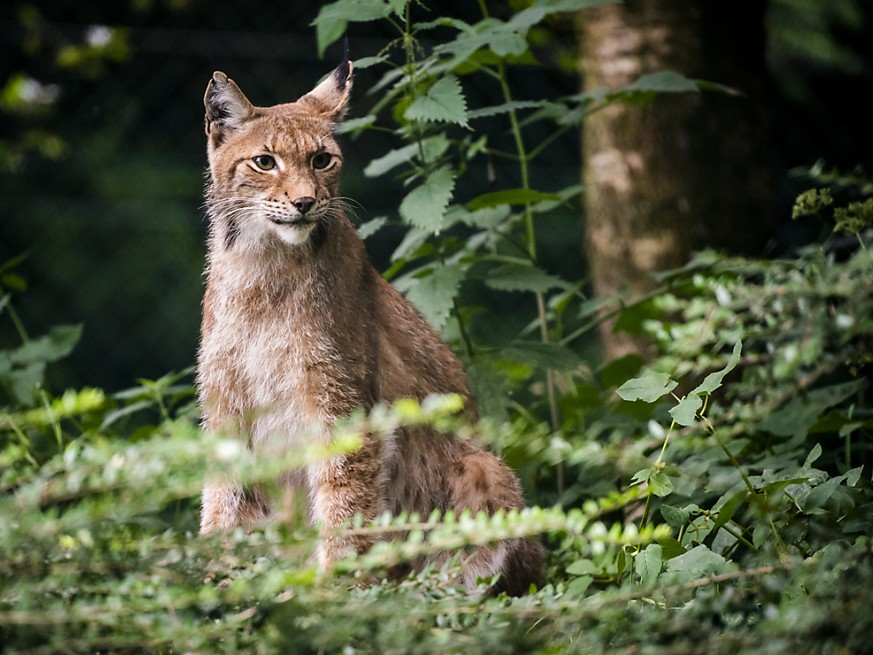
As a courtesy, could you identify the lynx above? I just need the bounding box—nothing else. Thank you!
[197,53,544,595]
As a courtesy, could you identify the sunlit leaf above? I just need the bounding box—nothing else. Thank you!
[616,372,677,403]
[399,165,455,231]
[404,75,468,127]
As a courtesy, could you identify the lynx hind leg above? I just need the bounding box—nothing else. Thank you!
[200,480,270,534]
[448,450,545,595]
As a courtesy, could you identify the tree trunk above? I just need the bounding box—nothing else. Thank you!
[579,0,772,361]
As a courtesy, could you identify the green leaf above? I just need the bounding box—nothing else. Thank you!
[634,543,662,587]
[399,166,455,231]
[1,273,27,291]
[335,115,376,134]
[566,558,600,576]
[660,504,691,528]
[759,380,865,439]
[466,355,510,422]
[454,205,511,229]
[467,100,549,120]
[403,263,465,330]
[467,188,560,210]
[669,394,702,427]
[632,467,652,485]
[312,0,393,56]
[501,341,582,372]
[649,472,674,497]
[623,71,701,94]
[657,537,687,561]
[356,216,387,240]
[365,136,450,177]
[690,340,742,395]
[484,263,567,293]
[616,372,677,403]
[665,545,732,583]
[364,143,418,178]
[804,443,823,468]
[404,76,468,127]
[10,361,45,404]
[801,476,845,514]
[10,324,82,365]
[712,491,746,531]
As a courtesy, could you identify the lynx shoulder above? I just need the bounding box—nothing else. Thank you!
[197,54,544,595]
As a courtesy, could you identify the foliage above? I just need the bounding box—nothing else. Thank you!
[3,0,873,653]
[3,207,872,652]
[317,0,723,437]
[1,6,132,172]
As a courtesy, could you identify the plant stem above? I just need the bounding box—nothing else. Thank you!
[496,60,561,453]
[2,294,30,343]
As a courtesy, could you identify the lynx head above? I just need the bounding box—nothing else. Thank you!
[203,56,352,251]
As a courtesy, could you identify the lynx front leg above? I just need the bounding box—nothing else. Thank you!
[200,479,270,534]
[307,439,385,569]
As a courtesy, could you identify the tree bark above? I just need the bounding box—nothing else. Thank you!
[579,1,772,361]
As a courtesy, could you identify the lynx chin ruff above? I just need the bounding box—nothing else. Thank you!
[197,53,544,595]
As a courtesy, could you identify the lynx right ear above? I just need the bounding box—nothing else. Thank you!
[204,71,254,143]
[300,51,353,122]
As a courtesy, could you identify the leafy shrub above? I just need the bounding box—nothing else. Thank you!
[3,0,873,652]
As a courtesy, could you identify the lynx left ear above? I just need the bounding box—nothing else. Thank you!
[204,71,254,144]
[301,51,353,122]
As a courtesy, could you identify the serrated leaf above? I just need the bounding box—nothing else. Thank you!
[467,188,560,210]
[669,394,702,427]
[399,166,455,231]
[403,263,465,330]
[634,543,662,587]
[485,263,567,293]
[616,372,677,403]
[404,75,468,127]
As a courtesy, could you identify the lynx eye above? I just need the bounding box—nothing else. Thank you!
[311,152,333,170]
[252,154,276,171]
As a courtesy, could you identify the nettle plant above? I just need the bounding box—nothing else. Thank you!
[314,0,719,431]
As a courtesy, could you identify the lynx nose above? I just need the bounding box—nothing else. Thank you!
[292,196,316,215]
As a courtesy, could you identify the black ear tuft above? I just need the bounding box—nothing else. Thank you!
[333,37,351,90]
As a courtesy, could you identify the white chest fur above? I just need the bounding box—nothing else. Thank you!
[200,272,334,453]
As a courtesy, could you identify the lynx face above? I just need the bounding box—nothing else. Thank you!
[204,64,352,250]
